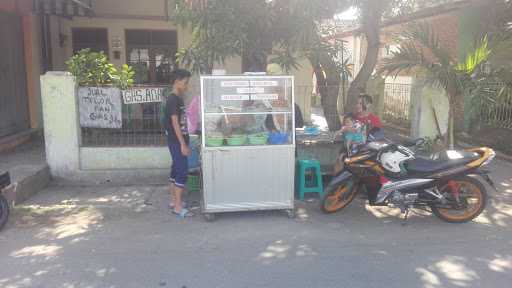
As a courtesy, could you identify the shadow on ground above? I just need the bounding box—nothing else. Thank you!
[0,160,511,287]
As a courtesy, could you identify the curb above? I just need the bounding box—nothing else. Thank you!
[4,165,51,206]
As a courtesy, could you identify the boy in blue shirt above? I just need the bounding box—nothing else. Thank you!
[332,115,366,175]
[340,115,365,155]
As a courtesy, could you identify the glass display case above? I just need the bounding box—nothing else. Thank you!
[201,76,295,148]
[200,75,295,220]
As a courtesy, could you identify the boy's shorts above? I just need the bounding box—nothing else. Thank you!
[168,141,188,188]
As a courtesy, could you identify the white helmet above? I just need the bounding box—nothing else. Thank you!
[379,146,414,173]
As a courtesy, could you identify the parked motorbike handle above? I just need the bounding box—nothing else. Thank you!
[413,138,426,147]
[382,144,410,157]
[402,137,425,148]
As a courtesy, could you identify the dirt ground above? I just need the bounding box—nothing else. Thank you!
[0,157,511,288]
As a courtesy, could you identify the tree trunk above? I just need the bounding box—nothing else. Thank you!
[447,103,455,149]
[243,51,268,73]
[446,91,462,149]
[345,0,386,114]
[446,85,463,148]
[452,94,466,133]
[314,62,342,131]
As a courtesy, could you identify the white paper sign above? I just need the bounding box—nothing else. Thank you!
[78,87,122,128]
[237,87,265,94]
[251,94,279,100]
[250,81,278,87]
[221,81,249,87]
[221,94,250,101]
[122,87,164,104]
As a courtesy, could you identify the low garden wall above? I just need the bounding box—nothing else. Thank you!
[41,72,172,184]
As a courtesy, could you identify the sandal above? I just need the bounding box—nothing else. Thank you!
[172,208,195,218]
[168,201,187,209]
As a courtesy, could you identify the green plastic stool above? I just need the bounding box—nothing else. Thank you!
[297,159,324,200]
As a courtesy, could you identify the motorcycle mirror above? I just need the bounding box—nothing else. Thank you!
[415,138,426,146]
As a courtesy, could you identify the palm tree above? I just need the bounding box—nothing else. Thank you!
[380,22,491,148]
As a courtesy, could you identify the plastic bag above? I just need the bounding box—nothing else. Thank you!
[186,96,200,134]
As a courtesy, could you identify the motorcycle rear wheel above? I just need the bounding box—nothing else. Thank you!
[321,182,358,214]
[431,176,487,223]
[0,194,9,231]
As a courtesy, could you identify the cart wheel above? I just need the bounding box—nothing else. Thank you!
[286,209,295,219]
[203,213,216,222]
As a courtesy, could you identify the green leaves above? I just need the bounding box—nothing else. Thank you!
[111,64,135,90]
[269,46,302,73]
[380,41,428,77]
[170,0,247,73]
[66,49,135,89]
[456,36,491,74]
[381,22,492,96]
[169,0,349,74]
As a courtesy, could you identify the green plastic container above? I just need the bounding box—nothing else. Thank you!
[248,133,269,145]
[186,175,200,192]
[226,134,247,146]
[206,136,224,147]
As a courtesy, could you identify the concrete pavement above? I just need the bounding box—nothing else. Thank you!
[0,159,511,288]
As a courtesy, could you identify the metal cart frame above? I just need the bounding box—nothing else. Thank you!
[200,75,296,221]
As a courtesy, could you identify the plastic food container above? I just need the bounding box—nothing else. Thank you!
[186,174,200,192]
[268,132,290,145]
[206,136,224,147]
[248,133,269,145]
[226,135,247,146]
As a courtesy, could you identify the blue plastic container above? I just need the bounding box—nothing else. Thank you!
[188,140,200,170]
[268,132,290,145]
[304,126,320,135]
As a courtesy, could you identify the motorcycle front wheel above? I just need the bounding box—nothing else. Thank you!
[431,176,487,223]
[321,182,358,214]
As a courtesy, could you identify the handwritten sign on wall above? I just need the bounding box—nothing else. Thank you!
[122,87,165,104]
[78,87,122,129]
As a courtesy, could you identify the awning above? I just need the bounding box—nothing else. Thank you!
[33,0,95,18]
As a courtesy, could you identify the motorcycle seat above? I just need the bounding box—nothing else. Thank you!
[406,150,480,174]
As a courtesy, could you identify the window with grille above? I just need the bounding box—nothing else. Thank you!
[125,30,178,84]
[72,28,108,55]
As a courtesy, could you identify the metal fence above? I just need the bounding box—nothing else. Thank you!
[80,84,324,147]
[383,83,411,128]
[81,101,167,147]
[478,82,512,129]
[80,82,421,147]
[80,85,201,147]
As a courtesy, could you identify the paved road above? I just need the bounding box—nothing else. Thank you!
[0,159,511,288]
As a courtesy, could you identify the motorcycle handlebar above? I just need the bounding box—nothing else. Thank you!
[381,143,412,157]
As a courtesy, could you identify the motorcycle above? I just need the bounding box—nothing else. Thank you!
[321,138,496,223]
[0,171,12,231]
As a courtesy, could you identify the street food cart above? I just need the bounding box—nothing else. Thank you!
[200,75,295,220]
